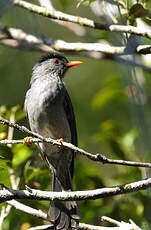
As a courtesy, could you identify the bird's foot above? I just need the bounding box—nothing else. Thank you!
[57,138,64,149]
[24,137,32,146]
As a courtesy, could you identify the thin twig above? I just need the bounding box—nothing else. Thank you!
[101,216,121,226]
[0,205,11,227]
[0,117,151,168]
[101,216,141,230]
[8,108,20,189]
[6,200,47,219]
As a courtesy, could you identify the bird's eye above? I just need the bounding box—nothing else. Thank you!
[54,59,59,64]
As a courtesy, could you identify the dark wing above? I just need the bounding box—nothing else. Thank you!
[63,88,78,178]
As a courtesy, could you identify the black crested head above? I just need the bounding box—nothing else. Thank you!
[31,52,83,85]
[31,52,69,85]
[38,52,68,64]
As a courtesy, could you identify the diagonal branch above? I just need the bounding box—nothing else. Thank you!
[13,0,107,30]
[28,221,141,230]
[1,24,151,55]
[13,0,151,40]
[1,25,151,73]
[1,137,151,168]
[0,177,151,203]
[6,200,141,229]
[6,200,47,219]
[0,117,151,168]
[0,25,124,55]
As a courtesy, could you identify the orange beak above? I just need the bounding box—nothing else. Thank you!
[66,61,84,67]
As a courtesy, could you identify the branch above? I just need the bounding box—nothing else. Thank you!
[1,25,151,73]
[0,177,151,203]
[6,200,47,219]
[1,137,151,169]
[7,200,141,230]
[28,225,53,230]
[0,25,124,54]
[54,40,125,55]
[1,38,151,72]
[109,24,151,40]
[13,0,151,40]
[0,117,151,168]
[28,221,141,230]
[13,0,107,30]
[0,205,11,227]
[100,216,141,230]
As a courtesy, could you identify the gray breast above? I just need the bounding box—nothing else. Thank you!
[25,77,71,142]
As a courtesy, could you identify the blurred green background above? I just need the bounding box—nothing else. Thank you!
[1,0,151,229]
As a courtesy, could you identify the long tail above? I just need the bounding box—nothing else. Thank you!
[47,173,80,230]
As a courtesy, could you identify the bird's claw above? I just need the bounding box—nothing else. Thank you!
[57,138,64,149]
[24,137,32,146]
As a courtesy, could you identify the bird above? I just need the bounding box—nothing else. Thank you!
[24,52,83,230]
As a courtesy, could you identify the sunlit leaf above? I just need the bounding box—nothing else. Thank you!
[12,144,33,168]
[0,132,7,140]
[92,76,126,110]
[20,222,31,230]
[0,105,7,117]
[93,88,125,110]
[15,105,26,121]
[120,128,138,153]
[0,160,10,187]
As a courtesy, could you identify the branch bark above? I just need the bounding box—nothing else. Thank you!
[0,117,151,168]
[13,0,151,40]
[6,200,47,219]
[1,25,151,73]
[13,0,107,30]
[0,176,151,203]
[6,200,141,230]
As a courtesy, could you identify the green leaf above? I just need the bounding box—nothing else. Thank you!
[0,159,9,169]
[92,88,125,110]
[0,160,10,187]
[129,3,148,19]
[12,144,33,168]
[120,128,138,153]
[14,105,26,121]
[92,76,126,110]
[0,105,8,117]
